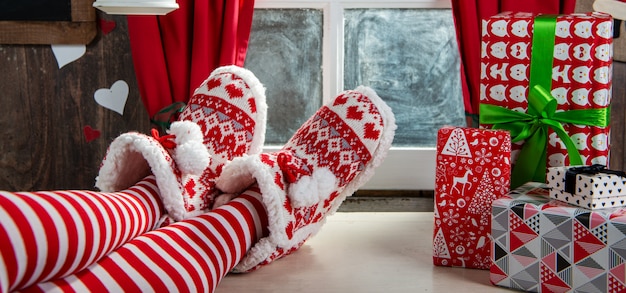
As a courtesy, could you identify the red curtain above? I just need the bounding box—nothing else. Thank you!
[127,0,255,118]
[451,0,576,127]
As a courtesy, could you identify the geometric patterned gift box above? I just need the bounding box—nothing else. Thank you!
[433,126,511,270]
[547,165,626,209]
[491,182,626,292]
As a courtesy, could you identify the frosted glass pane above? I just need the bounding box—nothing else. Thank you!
[344,9,465,147]
[244,9,324,145]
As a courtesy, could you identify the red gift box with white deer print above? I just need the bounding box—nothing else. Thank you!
[433,126,511,269]
[479,12,613,175]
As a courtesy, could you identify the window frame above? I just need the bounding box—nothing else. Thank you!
[256,0,456,190]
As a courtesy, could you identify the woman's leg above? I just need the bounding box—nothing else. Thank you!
[0,176,163,292]
[21,187,268,293]
[0,66,269,293]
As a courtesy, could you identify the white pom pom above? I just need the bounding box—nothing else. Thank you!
[169,121,211,175]
[288,168,337,208]
[289,175,318,207]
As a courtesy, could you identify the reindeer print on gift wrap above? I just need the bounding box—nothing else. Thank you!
[434,126,511,269]
[440,129,476,196]
[451,167,473,197]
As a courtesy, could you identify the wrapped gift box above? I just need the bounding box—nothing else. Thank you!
[433,126,511,269]
[491,182,626,292]
[547,165,626,209]
[479,12,613,187]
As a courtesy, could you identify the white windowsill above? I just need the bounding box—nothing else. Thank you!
[218,212,503,292]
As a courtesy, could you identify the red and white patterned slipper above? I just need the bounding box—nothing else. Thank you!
[96,65,267,222]
[216,86,396,272]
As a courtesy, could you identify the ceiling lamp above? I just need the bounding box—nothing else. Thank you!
[93,0,179,15]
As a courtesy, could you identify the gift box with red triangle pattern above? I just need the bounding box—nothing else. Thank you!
[491,182,626,292]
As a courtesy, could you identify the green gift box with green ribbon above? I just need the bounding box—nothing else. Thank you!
[479,12,613,189]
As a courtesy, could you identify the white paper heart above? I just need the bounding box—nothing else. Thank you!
[94,80,129,115]
[51,44,86,69]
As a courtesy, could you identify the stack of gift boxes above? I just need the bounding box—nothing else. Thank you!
[432,11,626,292]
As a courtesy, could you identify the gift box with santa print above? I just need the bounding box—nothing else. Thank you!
[479,11,613,189]
[433,126,511,269]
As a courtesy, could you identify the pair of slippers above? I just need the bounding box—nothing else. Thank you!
[96,65,396,272]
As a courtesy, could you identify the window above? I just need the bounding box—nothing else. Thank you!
[245,0,464,190]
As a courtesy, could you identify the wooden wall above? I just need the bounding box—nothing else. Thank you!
[611,61,626,172]
[0,14,150,191]
[0,13,624,192]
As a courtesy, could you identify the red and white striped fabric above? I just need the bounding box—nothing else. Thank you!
[20,188,267,293]
[0,176,163,293]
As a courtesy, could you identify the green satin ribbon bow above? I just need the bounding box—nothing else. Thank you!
[480,86,610,188]
[479,15,611,188]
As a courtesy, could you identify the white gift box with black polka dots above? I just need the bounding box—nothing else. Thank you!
[547,165,626,209]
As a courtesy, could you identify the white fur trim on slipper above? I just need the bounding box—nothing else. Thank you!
[217,86,397,272]
[96,132,187,220]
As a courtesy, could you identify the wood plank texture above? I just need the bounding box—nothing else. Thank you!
[0,14,150,191]
[0,21,97,44]
[0,0,96,44]
[611,61,626,171]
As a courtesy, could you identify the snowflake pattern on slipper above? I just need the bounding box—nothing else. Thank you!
[96,65,267,221]
[216,86,396,272]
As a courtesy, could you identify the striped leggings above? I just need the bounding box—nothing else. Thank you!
[0,176,267,293]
